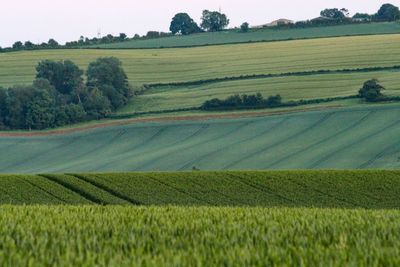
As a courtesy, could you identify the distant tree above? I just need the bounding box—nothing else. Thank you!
[375,4,400,21]
[47,39,59,47]
[359,79,385,102]
[24,41,35,50]
[240,22,250,33]
[119,33,127,41]
[320,8,348,20]
[170,13,202,35]
[12,41,23,50]
[145,31,160,39]
[200,10,230,32]
[36,60,84,95]
[87,57,131,110]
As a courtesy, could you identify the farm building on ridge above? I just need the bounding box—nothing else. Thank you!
[253,19,294,28]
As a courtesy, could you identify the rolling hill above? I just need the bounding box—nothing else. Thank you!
[0,104,399,173]
[0,34,399,88]
[120,69,400,113]
[1,170,400,207]
[90,22,400,49]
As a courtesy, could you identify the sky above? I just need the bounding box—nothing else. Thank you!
[0,0,398,47]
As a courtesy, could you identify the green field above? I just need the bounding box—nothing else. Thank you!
[1,206,399,266]
[1,104,400,173]
[91,22,400,49]
[121,70,400,113]
[1,171,400,207]
[1,34,399,87]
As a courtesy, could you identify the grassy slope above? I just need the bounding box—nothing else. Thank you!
[0,170,399,208]
[92,22,400,49]
[0,34,400,87]
[120,70,400,113]
[2,206,400,266]
[1,104,400,173]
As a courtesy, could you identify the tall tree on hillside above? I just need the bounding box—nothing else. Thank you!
[36,60,84,95]
[87,57,131,110]
[240,22,250,33]
[359,79,385,102]
[200,10,229,32]
[375,4,400,21]
[170,13,202,35]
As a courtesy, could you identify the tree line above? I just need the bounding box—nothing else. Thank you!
[0,58,132,130]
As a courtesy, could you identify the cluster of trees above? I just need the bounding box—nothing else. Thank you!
[0,57,132,130]
[170,10,229,35]
[358,79,386,102]
[201,93,282,110]
[288,4,400,28]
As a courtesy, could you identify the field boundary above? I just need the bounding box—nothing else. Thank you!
[145,65,400,88]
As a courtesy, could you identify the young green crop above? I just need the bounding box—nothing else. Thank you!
[1,170,400,207]
[0,206,399,266]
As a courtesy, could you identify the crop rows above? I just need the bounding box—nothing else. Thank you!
[1,170,400,207]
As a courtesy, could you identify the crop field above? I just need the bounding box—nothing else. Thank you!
[1,206,399,266]
[0,104,400,173]
[0,34,400,87]
[91,22,400,49]
[1,171,400,207]
[121,70,400,113]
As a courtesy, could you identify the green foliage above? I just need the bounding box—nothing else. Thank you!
[36,60,84,94]
[170,13,202,35]
[359,79,385,102]
[376,3,400,21]
[1,206,400,266]
[201,93,282,110]
[320,8,349,20]
[200,10,229,32]
[1,58,132,129]
[240,22,250,33]
[87,57,131,110]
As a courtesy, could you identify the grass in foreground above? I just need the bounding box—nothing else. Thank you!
[0,206,399,266]
[1,170,400,208]
[92,22,400,49]
[1,34,400,87]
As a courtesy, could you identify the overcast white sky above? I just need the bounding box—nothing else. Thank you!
[0,0,398,47]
